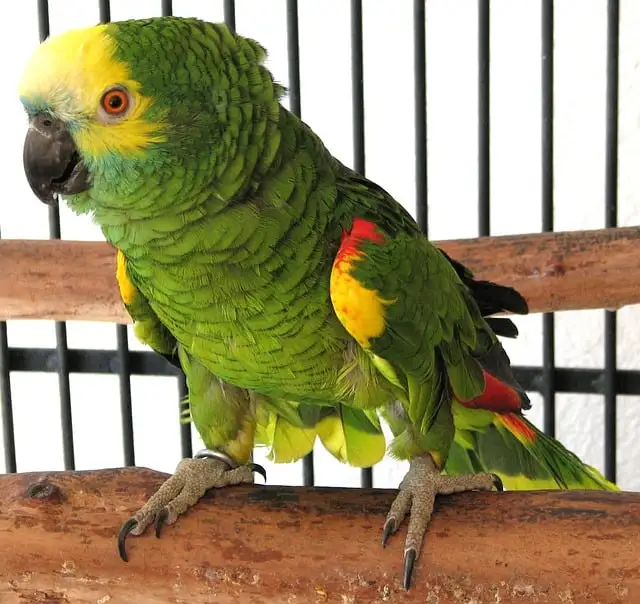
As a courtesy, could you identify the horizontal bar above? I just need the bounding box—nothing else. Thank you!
[1,469,638,601]
[5,347,640,396]
[8,347,178,376]
[1,226,639,323]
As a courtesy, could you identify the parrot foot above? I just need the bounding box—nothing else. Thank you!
[381,454,502,590]
[117,449,266,562]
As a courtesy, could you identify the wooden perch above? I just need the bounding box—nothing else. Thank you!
[0,469,638,603]
[1,226,639,323]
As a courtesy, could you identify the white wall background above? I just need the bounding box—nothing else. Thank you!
[0,0,638,490]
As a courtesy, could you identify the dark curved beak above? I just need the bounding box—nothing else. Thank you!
[23,114,90,205]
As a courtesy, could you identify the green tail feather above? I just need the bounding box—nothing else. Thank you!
[447,407,618,491]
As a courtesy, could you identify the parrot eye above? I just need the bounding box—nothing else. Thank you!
[98,86,131,122]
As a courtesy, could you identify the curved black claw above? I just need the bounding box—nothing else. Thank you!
[155,507,169,538]
[381,518,396,548]
[118,517,138,562]
[403,548,417,590]
[250,462,267,482]
[491,474,504,492]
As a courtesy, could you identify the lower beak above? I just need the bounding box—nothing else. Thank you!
[23,114,90,205]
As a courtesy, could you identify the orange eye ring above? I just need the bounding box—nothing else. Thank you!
[100,88,129,116]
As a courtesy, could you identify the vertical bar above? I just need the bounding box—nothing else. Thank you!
[158,0,192,460]
[541,0,556,437]
[0,229,16,474]
[37,0,49,40]
[285,0,314,487]
[603,0,620,482]
[99,0,135,467]
[98,0,110,22]
[414,0,428,235]
[38,0,75,471]
[477,0,490,236]
[286,0,301,117]
[350,0,372,489]
[178,372,192,459]
[0,326,15,473]
[350,0,365,177]
[116,326,135,466]
[161,0,172,15]
[223,0,236,31]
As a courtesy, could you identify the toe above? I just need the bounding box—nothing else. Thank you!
[381,517,396,548]
[403,548,418,590]
[385,488,411,530]
[223,464,260,486]
[250,462,267,482]
[154,508,170,538]
[491,473,504,492]
[403,489,435,555]
[117,518,138,562]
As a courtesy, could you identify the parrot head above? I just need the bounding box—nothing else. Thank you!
[19,17,283,215]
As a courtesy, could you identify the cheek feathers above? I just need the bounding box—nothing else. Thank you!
[19,24,167,158]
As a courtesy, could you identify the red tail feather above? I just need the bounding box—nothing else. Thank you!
[459,370,523,413]
[498,413,537,443]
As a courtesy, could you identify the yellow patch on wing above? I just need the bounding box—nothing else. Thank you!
[116,249,137,305]
[330,254,395,349]
[19,24,166,157]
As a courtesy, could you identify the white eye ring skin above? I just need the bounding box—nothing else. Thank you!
[97,85,134,123]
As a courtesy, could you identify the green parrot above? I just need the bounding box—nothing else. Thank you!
[19,17,617,590]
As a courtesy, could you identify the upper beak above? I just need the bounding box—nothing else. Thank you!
[23,114,90,205]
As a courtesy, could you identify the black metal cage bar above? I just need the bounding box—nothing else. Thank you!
[0,265,15,474]
[348,0,374,489]
[477,0,491,238]
[98,0,137,469]
[38,0,76,472]
[158,0,194,464]
[603,0,620,483]
[541,0,557,438]
[284,0,315,488]
[0,1,637,486]
[413,0,427,236]
[7,347,640,395]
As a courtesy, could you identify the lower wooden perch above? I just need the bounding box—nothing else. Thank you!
[0,469,638,603]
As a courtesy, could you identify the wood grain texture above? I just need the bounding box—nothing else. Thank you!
[1,226,639,323]
[0,468,637,603]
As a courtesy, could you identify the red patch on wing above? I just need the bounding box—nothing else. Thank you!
[335,218,384,265]
[350,217,384,244]
[459,370,523,413]
[498,413,537,443]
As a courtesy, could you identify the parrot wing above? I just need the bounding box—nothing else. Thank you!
[329,217,495,435]
[116,249,180,368]
[332,168,529,341]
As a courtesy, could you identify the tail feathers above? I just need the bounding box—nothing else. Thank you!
[441,250,529,319]
[470,280,529,318]
[485,317,519,339]
[477,341,531,410]
[446,412,618,491]
[461,369,525,414]
[495,414,618,490]
[461,340,531,412]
